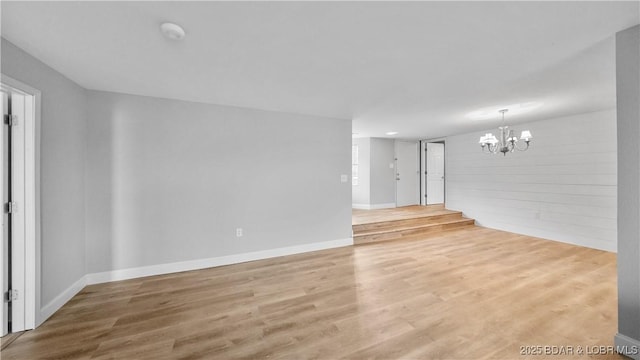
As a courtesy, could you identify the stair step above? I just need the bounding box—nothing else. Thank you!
[354,218,475,245]
[352,212,464,233]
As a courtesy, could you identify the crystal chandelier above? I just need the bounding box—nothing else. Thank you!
[479,109,532,155]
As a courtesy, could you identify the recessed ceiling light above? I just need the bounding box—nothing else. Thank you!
[467,102,543,120]
[386,132,398,135]
[160,22,186,41]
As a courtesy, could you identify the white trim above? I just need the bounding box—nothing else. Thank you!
[421,137,447,143]
[0,83,6,337]
[421,139,447,206]
[86,238,353,285]
[0,75,40,330]
[23,91,37,329]
[352,204,370,209]
[25,86,39,329]
[424,141,446,206]
[420,141,425,205]
[371,203,396,209]
[39,275,86,323]
[352,203,396,210]
[9,91,26,332]
[615,333,640,360]
[37,238,353,322]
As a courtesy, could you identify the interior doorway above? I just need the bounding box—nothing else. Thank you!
[421,141,445,205]
[426,142,445,205]
[0,76,39,336]
[395,141,419,207]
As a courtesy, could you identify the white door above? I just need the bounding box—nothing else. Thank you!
[426,142,445,204]
[395,141,419,207]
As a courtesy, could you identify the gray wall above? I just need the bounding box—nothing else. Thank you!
[1,37,352,321]
[351,137,370,206]
[446,109,617,252]
[1,38,87,308]
[370,138,396,205]
[85,91,352,273]
[351,137,396,208]
[615,25,640,356]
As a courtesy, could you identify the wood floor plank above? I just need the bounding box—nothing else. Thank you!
[0,225,621,359]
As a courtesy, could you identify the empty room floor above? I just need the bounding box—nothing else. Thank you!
[0,226,619,359]
[352,204,452,225]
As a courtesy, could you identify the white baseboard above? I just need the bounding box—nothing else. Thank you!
[39,275,87,325]
[352,203,370,209]
[86,237,353,285]
[473,221,617,253]
[37,238,353,324]
[352,203,396,210]
[371,203,396,209]
[615,333,640,360]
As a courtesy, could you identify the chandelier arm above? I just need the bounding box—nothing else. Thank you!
[512,140,530,151]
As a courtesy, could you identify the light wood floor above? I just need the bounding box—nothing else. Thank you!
[1,226,619,359]
[352,205,474,245]
[0,331,24,351]
[352,205,451,225]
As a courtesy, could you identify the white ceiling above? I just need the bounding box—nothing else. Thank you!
[2,1,638,139]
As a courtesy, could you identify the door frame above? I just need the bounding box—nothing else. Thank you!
[420,138,446,206]
[1,74,40,333]
[395,140,420,207]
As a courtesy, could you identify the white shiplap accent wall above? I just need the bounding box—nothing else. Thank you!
[445,109,617,252]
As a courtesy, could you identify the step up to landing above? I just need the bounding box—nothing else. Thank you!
[352,206,475,245]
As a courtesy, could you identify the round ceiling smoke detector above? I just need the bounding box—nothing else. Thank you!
[160,22,186,40]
